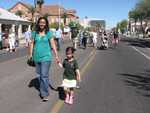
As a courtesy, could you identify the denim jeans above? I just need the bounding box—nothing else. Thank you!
[35,61,51,97]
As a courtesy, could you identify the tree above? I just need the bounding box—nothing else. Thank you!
[129,0,150,35]
[50,22,64,29]
[117,20,128,34]
[43,13,49,19]
[28,6,36,22]
[129,9,139,33]
[36,0,44,15]
[61,12,68,25]
[15,10,23,17]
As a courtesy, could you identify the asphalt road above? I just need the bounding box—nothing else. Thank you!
[1,37,150,113]
[0,39,95,113]
[58,38,150,113]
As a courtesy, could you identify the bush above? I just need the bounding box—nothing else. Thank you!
[49,22,64,29]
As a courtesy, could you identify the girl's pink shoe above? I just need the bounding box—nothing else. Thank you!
[68,96,74,105]
[65,94,70,104]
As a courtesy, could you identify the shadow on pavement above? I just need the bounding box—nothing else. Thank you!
[119,71,150,97]
[28,77,40,91]
[57,87,65,100]
[122,38,150,48]
[28,78,66,100]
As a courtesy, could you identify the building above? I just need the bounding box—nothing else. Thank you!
[9,2,78,25]
[128,18,150,34]
[0,7,31,39]
[80,18,106,29]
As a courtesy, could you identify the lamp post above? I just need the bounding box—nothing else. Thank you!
[34,0,37,8]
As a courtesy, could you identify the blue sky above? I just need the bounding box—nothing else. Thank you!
[0,0,138,28]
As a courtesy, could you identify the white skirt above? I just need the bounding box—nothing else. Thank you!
[61,79,77,88]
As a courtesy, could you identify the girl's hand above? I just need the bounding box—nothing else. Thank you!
[58,62,63,68]
[55,56,60,63]
[76,75,81,82]
[56,57,63,68]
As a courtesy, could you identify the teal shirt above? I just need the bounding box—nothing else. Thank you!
[31,31,53,62]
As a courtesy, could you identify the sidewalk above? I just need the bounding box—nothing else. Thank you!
[0,42,25,55]
[125,34,150,40]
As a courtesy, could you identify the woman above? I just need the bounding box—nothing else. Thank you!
[28,17,59,101]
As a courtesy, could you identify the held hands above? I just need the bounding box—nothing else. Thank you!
[55,56,63,68]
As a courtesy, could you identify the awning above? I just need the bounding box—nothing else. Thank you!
[0,7,31,25]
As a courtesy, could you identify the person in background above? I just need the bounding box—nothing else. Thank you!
[3,29,9,51]
[0,32,2,50]
[9,30,16,52]
[70,23,79,50]
[24,28,31,47]
[91,29,98,48]
[82,29,89,49]
[55,27,63,51]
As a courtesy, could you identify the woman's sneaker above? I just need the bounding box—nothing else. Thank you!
[42,96,49,102]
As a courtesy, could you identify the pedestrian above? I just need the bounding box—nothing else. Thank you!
[63,25,70,38]
[55,27,63,51]
[9,30,16,52]
[28,17,60,101]
[24,28,31,47]
[82,29,89,49]
[70,23,79,50]
[0,32,2,50]
[79,29,83,47]
[3,29,9,51]
[91,30,98,48]
[112,30,119,44]
[58,47,81,104]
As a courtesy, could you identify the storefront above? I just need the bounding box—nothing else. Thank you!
[0,7,31,48]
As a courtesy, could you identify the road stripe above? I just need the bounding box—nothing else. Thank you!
[132,46,150,60]
[50,49,96,113]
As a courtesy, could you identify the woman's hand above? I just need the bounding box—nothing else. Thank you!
[55,56,60,64]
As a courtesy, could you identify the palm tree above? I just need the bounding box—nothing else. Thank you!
[62,12,68,25]
[129,0,150,36]
[36,0,44,15]
[28,6,36,22]
[15,10,23,17]
[43,13,49,19]
[129,10,139,33]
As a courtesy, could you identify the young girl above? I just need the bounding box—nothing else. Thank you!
[58,47,81,104]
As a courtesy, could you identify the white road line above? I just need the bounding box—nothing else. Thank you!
[132,46,150,60]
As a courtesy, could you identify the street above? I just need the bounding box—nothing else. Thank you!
[1,37,150,113]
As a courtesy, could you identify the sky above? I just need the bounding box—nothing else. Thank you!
[0,0,138,28]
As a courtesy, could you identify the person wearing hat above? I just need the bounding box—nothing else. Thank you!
[70,23,79,50]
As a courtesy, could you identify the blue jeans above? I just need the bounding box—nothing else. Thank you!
[35,61,51,97]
